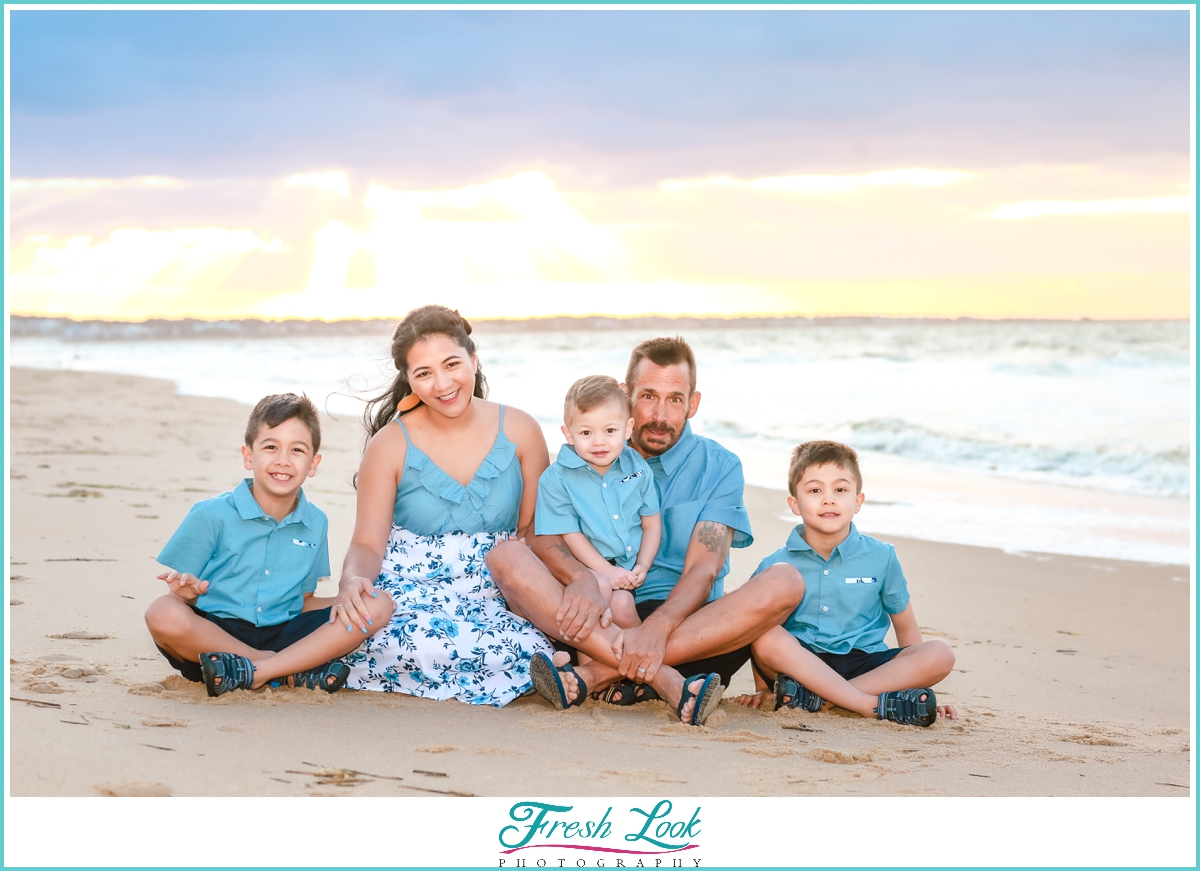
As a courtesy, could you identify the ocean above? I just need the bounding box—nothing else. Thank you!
[9,317,1192,565]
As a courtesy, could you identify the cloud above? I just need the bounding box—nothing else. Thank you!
[989,195,1189,220]
[282,171,350,197]
[9,11,1189,186]
[662,168,972,195]
[10,175,181,191]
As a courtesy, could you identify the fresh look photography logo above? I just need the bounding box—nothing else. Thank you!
[498,800,703,867]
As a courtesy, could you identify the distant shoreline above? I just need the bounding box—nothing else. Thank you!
[8,313,1185,342]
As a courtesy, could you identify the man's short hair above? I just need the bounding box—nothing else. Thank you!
[564,375,631,420]
[625,336,697,396]
[788,440,863,495]
[245,393,321,453]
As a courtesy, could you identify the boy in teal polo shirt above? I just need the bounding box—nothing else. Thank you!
[536,375,661,632]
[734,441,958,727]
[145,393,394,697]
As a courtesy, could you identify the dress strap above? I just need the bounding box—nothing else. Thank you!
[392,414,413,444]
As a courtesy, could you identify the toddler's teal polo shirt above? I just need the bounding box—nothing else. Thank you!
[754,523,910,654]
[157,479,330,626]
[639,423,753,604]
[536,445,660,569]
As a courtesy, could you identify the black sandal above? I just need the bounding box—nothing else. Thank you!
[199,652,255,698]
[592,679,639,706]
[292,661,351,693]
[774,672,825,712]
[876,688,937,727]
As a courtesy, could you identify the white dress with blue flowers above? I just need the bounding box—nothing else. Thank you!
[341,407,553,706]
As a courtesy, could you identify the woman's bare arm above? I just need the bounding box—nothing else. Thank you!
[335,426,406,632]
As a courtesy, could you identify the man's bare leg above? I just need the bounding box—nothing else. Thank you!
[489,541,803,691]
[489,540,711,721]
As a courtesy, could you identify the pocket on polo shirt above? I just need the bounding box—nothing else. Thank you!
[661,500,702,548]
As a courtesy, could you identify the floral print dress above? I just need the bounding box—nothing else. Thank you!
[341,407,553,706]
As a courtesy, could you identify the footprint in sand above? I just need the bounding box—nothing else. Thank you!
[94,782,173,797]
[804,748,873,764]
[24,680,66,694]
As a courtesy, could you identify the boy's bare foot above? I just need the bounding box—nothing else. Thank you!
[734,688,773,709]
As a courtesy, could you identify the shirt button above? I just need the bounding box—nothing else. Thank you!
[264,570,270,576]
[603,483,607,488]
[823,570,829,575]
[627,546,633,551]
[613,514,619,520]
[822,606,829,612]
[257,607,262,613]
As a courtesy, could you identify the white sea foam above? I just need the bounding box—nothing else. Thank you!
[9,319,1191,564]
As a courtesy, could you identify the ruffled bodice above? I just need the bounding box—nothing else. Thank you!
[391,406,522,535]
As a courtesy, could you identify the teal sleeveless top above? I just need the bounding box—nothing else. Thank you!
[391,406,523,535]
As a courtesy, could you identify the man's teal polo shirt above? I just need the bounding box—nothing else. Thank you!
[157,479,330,626]
[639,422,753,604]
[754,523,910,654]
[536,445,660,570]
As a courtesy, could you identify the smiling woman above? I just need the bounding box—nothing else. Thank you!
[332,305,556,706]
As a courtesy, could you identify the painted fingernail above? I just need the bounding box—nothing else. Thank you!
[362,627,368,634]
[368,618,373,625]
[371,592,378,598]
[346,625,353,633]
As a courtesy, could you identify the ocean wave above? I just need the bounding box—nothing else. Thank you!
[846,418,1191,498]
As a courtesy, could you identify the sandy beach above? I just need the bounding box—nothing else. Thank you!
[6,366,1192,800]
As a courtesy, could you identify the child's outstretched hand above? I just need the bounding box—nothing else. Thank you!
[157,569,209,603]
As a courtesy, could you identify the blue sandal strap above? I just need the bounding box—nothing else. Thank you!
[199,652,255,698]
[877,688,937,727]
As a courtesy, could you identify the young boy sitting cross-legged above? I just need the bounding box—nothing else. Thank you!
[144,393,394,697]
[734,440,957,726]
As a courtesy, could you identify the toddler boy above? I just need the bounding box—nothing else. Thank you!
[145,393,394,697]
[535,375,661,632]
[735,440,957,726]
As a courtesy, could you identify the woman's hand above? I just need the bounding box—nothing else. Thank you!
[332,575,383,635]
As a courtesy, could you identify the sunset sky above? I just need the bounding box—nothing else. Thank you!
[8,9,1192,321]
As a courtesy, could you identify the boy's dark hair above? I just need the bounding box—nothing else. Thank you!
[624,336,697,396]
[564,375,631,420]
[788,440,863,495]
[245,394,322,453]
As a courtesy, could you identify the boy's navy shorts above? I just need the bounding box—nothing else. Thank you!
[156,606,333,682]
[753,640,905,684]
[550,598,751,687]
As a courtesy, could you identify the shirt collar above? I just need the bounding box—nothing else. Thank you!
[647,421,696,476]
[556,444,636,476]
[786,522,862,558]
[233,477,311,526]
[554,444,589,469]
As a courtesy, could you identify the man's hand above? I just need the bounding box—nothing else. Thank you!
[555,575,612,643]
[611,620,670,683]
[157,569,209,603]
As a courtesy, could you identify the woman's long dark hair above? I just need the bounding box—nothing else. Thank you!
[362,305,489,444]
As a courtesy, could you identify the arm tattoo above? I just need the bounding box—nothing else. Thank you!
[548,542,575,562]
[694,521,732,557]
